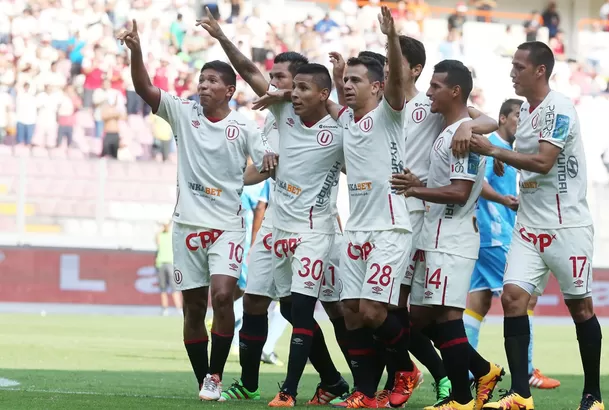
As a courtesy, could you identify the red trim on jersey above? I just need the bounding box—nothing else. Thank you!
[556,194,563,224]
[302,120,316,128]
[338,105,348,117]
[309,206,314,229]
[435,219,442,248]
[206,116,222,123]
[441,276,448,305]
[237,204,243,228]
[388,278,395,304]
[388,195,395,225]
[239,333,266,341]
[528,103,539,114]
[354,116,363,122]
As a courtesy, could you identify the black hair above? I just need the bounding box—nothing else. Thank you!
[201,60,237,86]
[433,59,473,103]
[295,63,332,90]
[517,41,555,81]
[346,56,384,83]
[358,51,386,67]
[274,52,309,77]
[397,35,426,77]
[499,98,523,122]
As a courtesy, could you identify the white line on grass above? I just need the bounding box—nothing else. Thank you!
[0,378,20,387]
[0,387,192,400]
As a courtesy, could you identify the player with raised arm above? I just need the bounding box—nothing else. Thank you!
[331,7,418,409]
[463,99,561,391]
[471,42,602,410]
[118,20,273,401]
[392,60,501,410]
[197,9,350,405]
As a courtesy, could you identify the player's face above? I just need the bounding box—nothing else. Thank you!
[269,62,293,90]
[504,104,520,138]
[426,72,456,114]
[198,69,235,109]
[291,73,329,117]
[511,49,544,97]
[343,65,381,109]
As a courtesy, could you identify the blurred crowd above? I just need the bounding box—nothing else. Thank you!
[0,0,608,162]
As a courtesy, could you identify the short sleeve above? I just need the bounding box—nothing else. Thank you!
[539,102,574,150]
[336,105,350,127]
[450,149,481,182]
[258,180,270,204]
[246,123,273,172]
[155,89,193,132]
[484,154,494,182]
[267,101,289,125]
[379,96,407,126]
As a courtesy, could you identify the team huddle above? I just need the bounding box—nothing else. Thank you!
[118,6,603,410]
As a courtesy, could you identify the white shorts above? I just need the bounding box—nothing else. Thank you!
[402,210,425,286]
[410,250,476,309]
[504,223,594,299]
[339,230,411,306]
[272,228,334,299]
[244,225,277,299]
[319,233,343,303]
[172,222,245,291]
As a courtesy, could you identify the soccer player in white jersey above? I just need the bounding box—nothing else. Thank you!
[392,60,499,410]
[196,9,350,406]
[325,7,418,409]
[118,21,273,401]
[471,42,602,410]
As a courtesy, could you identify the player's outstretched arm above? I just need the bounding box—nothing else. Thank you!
[380,6,405,110]
[118,20,161,112]
[407,179,474,205]
[251,201,267,245]
[197,7,268,97]
[243,164,271,185]
[329,52,346,106]
[451,108,499,157]
[471,135,560,174]
[252,89,292,111]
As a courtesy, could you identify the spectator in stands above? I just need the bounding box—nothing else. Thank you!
[542,1,561,38]
[408,0,431,32]
[56,85,81,148]
[155,222,182,316]
[0,84,12,144]
[601,0,609,31]
[34,85,61,148]
[170,13,186,52]
[448,2,468,34]
[15,83,36,147]
[469,0,497,22]
[100,92,124,159]
[150,114,174,162]
[524,11,542,42]
[549,29,566,59]
[314,13,340,34]
[82,45,106,109]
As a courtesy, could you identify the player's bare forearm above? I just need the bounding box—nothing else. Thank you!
[467,107,498,134]
[130,48,161,112]
[384,32,406,109]
[407,181,473,206]
[481,180,505,204]
[336,214,343,232]
[335,79,346,106]
[251,202,266,244]
[490,145,556,175]
[217,34,268,96]
[243,164,270,185]
[326,100,343,120]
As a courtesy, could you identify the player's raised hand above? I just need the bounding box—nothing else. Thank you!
[470,134,495,156]
[117,20,141,52]
[262,152,279,172]
[378,6,397,37]
[502,194,519,211]
[196,6,224,39]
[252,90,289,111]
[451,122,473,158]
[493,159,505,177]
[329,52,346,78]
[390,168,422,195]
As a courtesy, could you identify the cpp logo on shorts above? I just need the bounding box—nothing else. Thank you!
[519,227,555,253]
[173,269,183,284]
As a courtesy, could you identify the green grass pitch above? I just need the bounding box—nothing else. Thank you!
[0,314,606,409]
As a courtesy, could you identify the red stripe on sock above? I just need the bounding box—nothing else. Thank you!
[314,323,320,331]
[184,338,209,344]
[239,332,266,341]
[293,328,314,337]
[211,331,234,338]
[438,337,468,349]
[348,348,375,356]
[386,328,404,346]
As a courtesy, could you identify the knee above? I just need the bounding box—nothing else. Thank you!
[565,297,594,323]
[360,300,384,328]
[322,301,343,320]
[243,294,271,315]
[500,285,530,316]
[183,299,207,325]
[211,290,234,312]
[410,305,430,329]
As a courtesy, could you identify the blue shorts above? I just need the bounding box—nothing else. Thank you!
[469,246,508,294]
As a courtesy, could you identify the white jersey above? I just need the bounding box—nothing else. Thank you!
[340,97,410,232]
[516,90,592,229]
[269,102,343,234]
[156,90,269,231]
[404,92,445,212]
[419,118,486,259]
[330,183,342,234]
[260,112,280,229]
